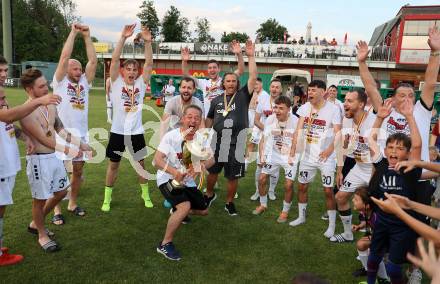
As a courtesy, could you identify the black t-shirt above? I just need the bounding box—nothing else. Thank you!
[369,158,422,226]
[207,85,252,145]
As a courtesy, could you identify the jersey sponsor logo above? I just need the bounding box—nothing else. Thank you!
[386,117,409,134]
[67,83,86,110]
[380,175,401,191]
[263,110,273,117]
[121,86,140,112]
[5,124,15,138]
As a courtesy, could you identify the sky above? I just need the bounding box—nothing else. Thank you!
[75,0,438,44]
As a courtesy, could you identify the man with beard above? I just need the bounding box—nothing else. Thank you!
[181,40,244,117]
[154,105,213,261]
[252,96,299,223]
[357,28,440,282]
[159,76,204,138]
[19,69,91,252]
[204,39,257,216]
[101,24,153,212]
[51,23,97,222]
[249,79,283,201]
[290,80,341,239]
[330,89,377,243]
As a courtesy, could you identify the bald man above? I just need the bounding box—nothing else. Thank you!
[51,23,97,223]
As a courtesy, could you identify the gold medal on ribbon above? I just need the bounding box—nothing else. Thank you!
[46,130,52,137]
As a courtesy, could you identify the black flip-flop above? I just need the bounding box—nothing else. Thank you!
[51,214,65,226]
[68,206,86,217]
[27,226,55,238]
[40,240,60,253]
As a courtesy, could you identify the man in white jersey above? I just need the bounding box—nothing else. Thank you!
[181,40,244,117]
[357,28,439,203]
[159,76,204,138]
[330,89,377,243]
[245,77,264,171]
[326,84,344,116]
[252,96,299,223]
[249,79,283,201]
[106,77,112,123]
[162,78,176,106]
[154,105,213,261]
[290,80,341,238]
[0,86,49,265]
[357,29,440,282]
[51,23,97,221]
[101,24,153,212]
[19,69,91,252]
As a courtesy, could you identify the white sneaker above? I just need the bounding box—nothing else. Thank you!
[407,268,422,284]
[250,191,259,201]
[323,226,335,238]
[268,191,276,200]
[289,218,305,227]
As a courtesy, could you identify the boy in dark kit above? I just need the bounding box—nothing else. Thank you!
[366,99,422,284]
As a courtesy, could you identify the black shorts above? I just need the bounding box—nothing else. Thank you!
[106,132,147,162]
[207,142,245,180]
[159,181,208,210]
[370,218,417,264]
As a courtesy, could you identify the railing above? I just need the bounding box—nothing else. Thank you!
[99,42,395,62]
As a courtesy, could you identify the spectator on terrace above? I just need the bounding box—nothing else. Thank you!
[330,38,337,46]
[298,37,305,45]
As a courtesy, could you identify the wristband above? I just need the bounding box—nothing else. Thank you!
[431,50,440,57]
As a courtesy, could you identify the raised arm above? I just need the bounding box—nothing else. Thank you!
[54,24,81,82]
[181,47,191,77]
[369,100,393,161]
[400,99,421,161]
[81,25,98,84]
[357,41,383,112]
[420,27,440,108]
[245,39,257,94]
[110,24,136,82]
[231,40,244,76]
[140,26,153,84]
[0,94,61,124]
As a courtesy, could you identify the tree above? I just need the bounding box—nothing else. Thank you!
[0,0,96,65]
[256,18,289,43]
[161,6,190,42]
[194,17,214,43]
[221,32,249,43]
[137,0,160,39]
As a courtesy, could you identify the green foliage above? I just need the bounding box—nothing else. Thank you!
[256,18,289,43]
[194,17,214,43]
[221,31,249,43]
[161,6,190,42]
[137,0,160,39]
[0,0,93,65]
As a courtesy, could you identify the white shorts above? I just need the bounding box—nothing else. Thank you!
[340,163,373,193]
[298,159,336,187]
[55,135,89,162]
[26,153,70,200]
[262,162,297,181]
[250,127,262,144]
[248,109,256,128]
[0,175,16,206]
